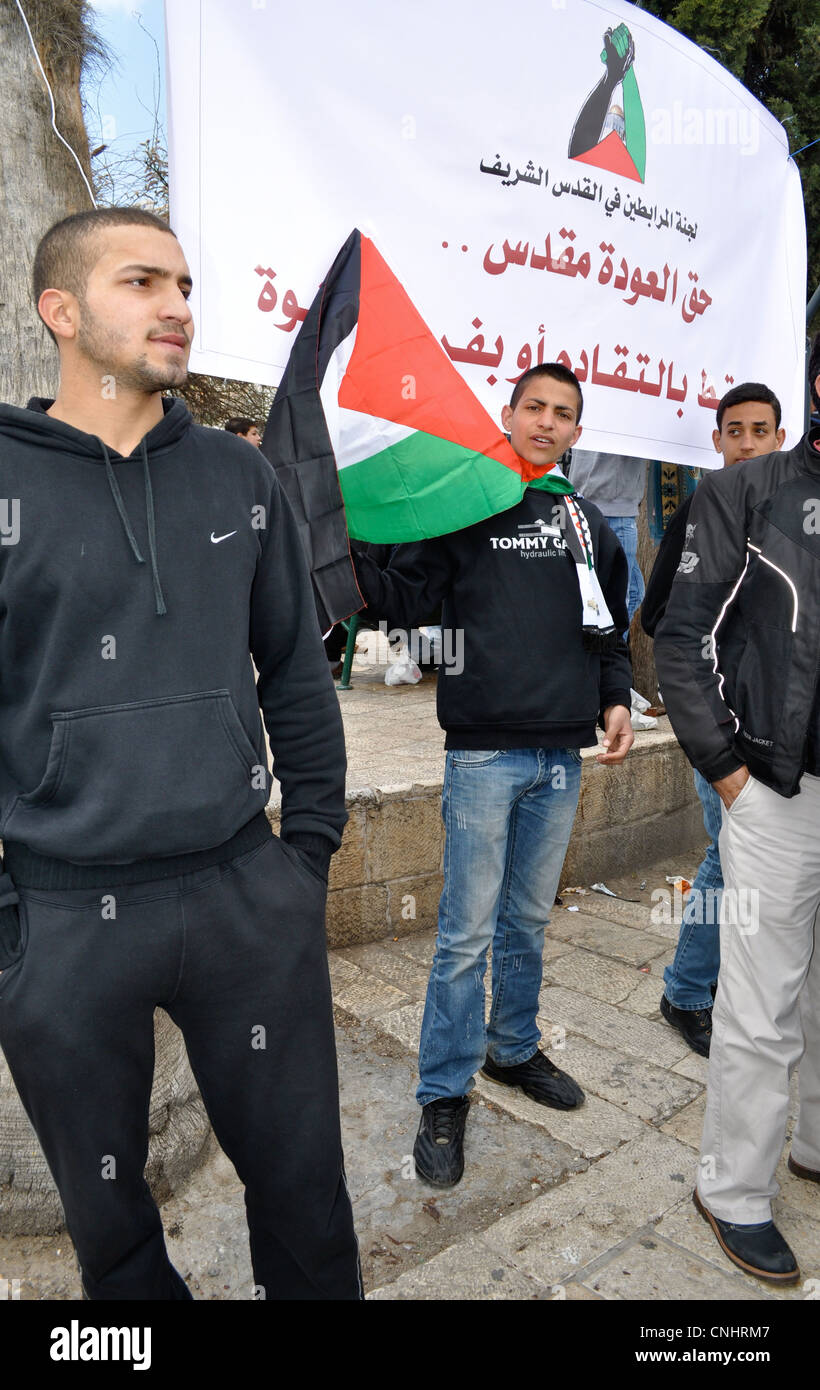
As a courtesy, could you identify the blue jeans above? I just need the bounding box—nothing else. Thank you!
[663,769,724,1010]
[417,748,583,1105]
[603,515,645,629]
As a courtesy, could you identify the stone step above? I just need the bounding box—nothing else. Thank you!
[328,858,708,1154]
[338,899,820,1303]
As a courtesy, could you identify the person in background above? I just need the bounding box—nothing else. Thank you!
[567,448,648,631]
[225,417,262,447]
[810,332,820,428]
[642,383,784,1058]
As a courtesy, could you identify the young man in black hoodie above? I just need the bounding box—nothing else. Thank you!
[0,208,361,1300]
[353,364,633,1185]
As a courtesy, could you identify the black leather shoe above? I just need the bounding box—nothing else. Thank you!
[413,1096,470,1186]
[693,1189,799,1284]
[660,994,712,1057]
[480,1049,584,1109]
[788,1153,820,1184]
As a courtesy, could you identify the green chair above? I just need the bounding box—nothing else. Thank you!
[335,612,361,690]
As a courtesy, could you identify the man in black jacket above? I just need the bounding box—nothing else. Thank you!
[354,364,633,1186]
[0,208,360,1300]
[654,360,820,1286]
[642,383,784,1058]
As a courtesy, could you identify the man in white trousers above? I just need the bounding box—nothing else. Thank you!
[654,342,820,1285]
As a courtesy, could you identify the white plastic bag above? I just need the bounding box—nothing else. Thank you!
[384,646,422,685]
[630,686,657,729]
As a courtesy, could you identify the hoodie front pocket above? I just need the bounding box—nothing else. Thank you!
[4,690,269,864]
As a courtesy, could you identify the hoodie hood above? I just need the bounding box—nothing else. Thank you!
[0,396,194,616]
[0,395,193,460]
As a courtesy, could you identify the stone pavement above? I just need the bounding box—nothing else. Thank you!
[6,849,817,1302]
[330,855,820,1302]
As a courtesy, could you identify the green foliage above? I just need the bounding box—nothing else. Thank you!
[645,0,820,330]
[652,0,770,76]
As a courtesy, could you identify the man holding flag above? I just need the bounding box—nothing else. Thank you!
[265,233,634,1187]
[352,363,634,1186]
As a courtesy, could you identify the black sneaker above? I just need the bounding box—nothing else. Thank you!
[480,1049,585,1109]
[413,1096,470,1187]
[788,1153,820,1184]
[660,994,712,1057]
[693,1189,799,1284]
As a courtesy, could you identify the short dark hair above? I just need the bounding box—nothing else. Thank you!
[509,363,583,422]
[224,418,258,436]
[809,333,820,413]
[715,382,782,432]
[33,207,176,343]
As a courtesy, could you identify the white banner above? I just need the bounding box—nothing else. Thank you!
[166,0,806,466]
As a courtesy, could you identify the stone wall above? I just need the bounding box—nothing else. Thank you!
[270,779,445,950]
[562,736,705,886]
[269,730,705,949]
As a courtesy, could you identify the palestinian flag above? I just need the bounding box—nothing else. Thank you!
[262,229,565,628]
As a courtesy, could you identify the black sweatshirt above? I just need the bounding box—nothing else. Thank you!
[354,487,632,749]
[0,397,347,966]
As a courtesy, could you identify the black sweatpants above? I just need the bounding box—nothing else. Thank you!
[0,834,362,1300]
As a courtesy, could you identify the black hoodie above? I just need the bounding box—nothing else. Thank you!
[353,487,632,748]
[0,398,347,965]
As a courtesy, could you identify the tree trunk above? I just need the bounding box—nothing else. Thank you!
[0,0,211,1235]
[0,0,96,402]
[0,1012,211,1235]
[629,497,660,703]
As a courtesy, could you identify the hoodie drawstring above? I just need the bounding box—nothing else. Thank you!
[101,439,167,616]
[140,439,167,616]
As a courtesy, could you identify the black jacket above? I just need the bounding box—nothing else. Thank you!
[354,487,632,749]
[654,427,820,796]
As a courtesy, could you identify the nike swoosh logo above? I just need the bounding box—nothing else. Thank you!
[210,530,238,544]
